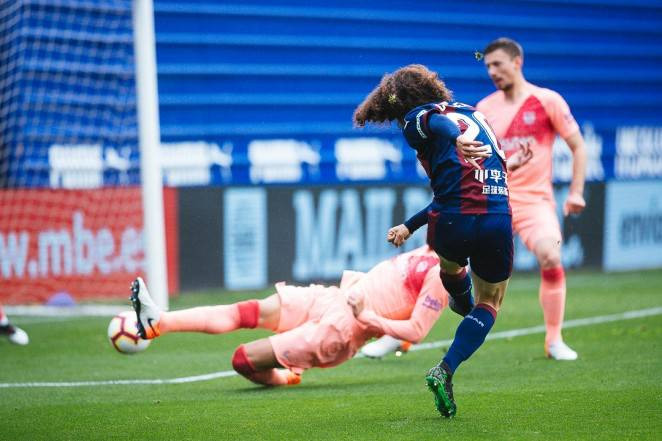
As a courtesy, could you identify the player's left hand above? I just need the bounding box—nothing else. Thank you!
[564,191,586,216]
[456,134,489,170]
[347,293,364,317]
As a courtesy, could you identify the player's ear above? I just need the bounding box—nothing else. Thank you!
[513,55,523,70]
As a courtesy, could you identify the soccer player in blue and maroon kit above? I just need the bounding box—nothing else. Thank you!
[354,64,513,418]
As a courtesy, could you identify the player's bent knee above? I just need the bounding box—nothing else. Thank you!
[539,252,561,269]
[232,344,257,377]
[534,238,562,269]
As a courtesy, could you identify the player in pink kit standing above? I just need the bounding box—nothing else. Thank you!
[130,246,448,386]
[477,38,587,360]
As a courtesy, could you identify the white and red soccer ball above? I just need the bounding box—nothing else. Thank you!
[107,311,151,354]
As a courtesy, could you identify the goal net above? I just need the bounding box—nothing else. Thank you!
[0,0,174,304]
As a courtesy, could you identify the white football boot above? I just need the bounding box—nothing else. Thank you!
[546,340,578,361]
[0,324,29,346]
[360,335,409,358]
[130,277,162,339]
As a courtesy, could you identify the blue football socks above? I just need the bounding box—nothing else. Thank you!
[442,304,497,373]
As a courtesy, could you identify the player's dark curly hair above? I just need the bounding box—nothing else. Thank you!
[353,64,453,127]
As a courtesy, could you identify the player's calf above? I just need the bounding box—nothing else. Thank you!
[232,344,300,386]
[440,268,474,317]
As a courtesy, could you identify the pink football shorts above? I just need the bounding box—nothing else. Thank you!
[268,282,370,372]
[511,201,562,252]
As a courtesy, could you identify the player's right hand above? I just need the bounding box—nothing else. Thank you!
[387,224,410,247]
[506,140,533,172]
[564,191,586,216]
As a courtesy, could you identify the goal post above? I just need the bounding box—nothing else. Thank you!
[133,0,168,309]
[0,0,170,308]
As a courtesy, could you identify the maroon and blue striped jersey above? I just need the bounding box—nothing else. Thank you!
[402,101,511,215]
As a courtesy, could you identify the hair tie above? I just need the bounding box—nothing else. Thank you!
[388,94,398,104]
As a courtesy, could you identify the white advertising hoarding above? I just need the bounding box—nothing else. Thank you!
[604,180,662,271]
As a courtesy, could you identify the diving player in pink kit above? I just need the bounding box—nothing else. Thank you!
[130,246,448,386]
[477,38,587,360]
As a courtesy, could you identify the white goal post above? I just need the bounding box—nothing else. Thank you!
[133,0,168,309]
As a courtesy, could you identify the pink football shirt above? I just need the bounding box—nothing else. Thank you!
[476,82,579,206]
[341,246,448,343]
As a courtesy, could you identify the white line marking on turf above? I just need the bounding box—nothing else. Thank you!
[1,306,660,389]
[0,371,237,388]
[5,305,126,317]
[410,305,662,352]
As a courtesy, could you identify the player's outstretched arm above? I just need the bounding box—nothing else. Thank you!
[355,293,442,343]
[387,202,434,247]
[355,270,445,343]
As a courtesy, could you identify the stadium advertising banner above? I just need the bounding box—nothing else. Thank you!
[513,183,605,271]
[177,183,605,292]
[0,188,179,304]
[603,180,662,271]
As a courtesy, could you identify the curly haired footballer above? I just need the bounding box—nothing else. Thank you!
[353,64,453,126]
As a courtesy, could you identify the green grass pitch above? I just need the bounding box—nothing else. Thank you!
[2,270,661,440]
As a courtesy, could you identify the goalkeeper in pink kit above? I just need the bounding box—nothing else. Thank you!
[130,246,448,386]
[476,38,587,360]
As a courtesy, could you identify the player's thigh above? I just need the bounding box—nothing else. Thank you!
[269,308,355,371]
[273,282,336,332]
[512,202,562,253]
[429,211,473,268]
[470,213,513,284]
[257,294,281,330]
[533,236,562,269]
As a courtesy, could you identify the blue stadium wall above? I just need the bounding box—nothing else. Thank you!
[151,0,662,290]
[1,1,661,293]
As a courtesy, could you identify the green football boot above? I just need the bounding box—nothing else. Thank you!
[425,363,456,418]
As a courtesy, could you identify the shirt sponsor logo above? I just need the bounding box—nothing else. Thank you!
[422,294,442,311]
[499,136,536,153]
[475,168,508,195]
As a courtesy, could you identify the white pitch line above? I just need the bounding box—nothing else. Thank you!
[0,370,237,389]
[5,304,127,317]
[411,305,662,352]
[1,306,661,389]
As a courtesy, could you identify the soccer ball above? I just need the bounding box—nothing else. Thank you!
[107,310,151,354]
